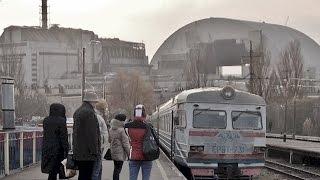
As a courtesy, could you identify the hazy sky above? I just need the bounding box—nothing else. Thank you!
[1,0,320,60]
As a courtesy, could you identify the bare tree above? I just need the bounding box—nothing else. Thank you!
[277,40,304,101]
[0,43,25,95]
[184,47,210,89]
[108,71,154,117]
[273,40,304,133]
[246,43,276,103]
[1,43,49,121]
[15,90,49,119]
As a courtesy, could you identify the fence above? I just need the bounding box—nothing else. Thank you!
[0,133,5,176]
[267,99,317,136]
[0,130,43,178]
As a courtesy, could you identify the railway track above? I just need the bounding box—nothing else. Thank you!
[265,159,320,180]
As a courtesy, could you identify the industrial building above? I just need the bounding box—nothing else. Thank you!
[0,0,151,97]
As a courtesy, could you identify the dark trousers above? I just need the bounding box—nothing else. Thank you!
[113,161,124,180]
[47,162,61,180]
[48,172,58,180]
[77,161,95,180]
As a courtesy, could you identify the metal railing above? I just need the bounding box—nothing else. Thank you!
[0,130,43,178]
[267,133,320,142]
[0,133,5,176]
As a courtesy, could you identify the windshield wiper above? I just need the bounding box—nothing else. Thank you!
[194,108,210,117]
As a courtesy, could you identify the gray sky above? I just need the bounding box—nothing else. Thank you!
[1,0,320,60]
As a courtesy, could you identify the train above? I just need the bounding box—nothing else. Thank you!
[150,86,266,179]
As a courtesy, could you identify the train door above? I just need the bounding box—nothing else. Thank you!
[172,105,188,164]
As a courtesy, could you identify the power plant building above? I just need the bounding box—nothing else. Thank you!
[0,26,150,92]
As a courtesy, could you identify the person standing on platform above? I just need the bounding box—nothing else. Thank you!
[125,104,153,180]
[109,113,130,180]
[73,91,101,180]
[41,103,69,180]
[92,99,109,180]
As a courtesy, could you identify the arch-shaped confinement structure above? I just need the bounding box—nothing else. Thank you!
[151,17,320,77]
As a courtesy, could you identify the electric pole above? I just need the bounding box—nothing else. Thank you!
[249,40,253,91]
[82,48,85,101]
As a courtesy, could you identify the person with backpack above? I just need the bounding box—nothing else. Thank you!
[125,104,159,180]
[108,113,130,180]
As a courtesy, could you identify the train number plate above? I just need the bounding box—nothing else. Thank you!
[208,143,254,154]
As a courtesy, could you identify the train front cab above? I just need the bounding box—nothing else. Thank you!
[174,88,266,179]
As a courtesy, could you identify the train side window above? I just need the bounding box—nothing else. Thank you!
[165,114,169,132]
[165,115,167,132]
[161,115,164,130]
[164,115,166,132]
[176,110,186,128]
[169,114,171,131]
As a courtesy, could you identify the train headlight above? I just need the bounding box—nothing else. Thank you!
[221,86,236,100]
[253,147,266,154]
[190,146,204,152]
[197,146,204,152]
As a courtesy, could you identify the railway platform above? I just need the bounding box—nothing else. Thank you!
[267,137,320,164]
[2,149,186,180]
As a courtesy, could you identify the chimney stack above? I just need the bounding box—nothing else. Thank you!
[41,0,48,29]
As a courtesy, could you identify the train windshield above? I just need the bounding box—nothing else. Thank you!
[232,111,262,130]
[193,110,227,129]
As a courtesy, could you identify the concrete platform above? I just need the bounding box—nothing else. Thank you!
[2,150,186,180]
[267,138,320,154]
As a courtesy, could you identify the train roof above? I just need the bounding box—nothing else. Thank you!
[174,87,266,106]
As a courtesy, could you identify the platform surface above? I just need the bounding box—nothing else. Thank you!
[267,138,320,154]
[3,150,186,180]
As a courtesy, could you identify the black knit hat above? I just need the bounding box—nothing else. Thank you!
[115,114,126,121]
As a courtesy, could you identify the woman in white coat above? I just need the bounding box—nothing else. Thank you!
[92,99,109,180]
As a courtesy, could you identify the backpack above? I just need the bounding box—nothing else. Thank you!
[143,124,160,161]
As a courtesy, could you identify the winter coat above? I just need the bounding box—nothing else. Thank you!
[95,109,109,157]
[109,119,130,161]
[41,103,69,174]
[73,102,101,161]
[125,118,149,161]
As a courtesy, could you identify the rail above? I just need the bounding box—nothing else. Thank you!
[265,159,320,180]
[0,128,73,178]
[0,130,42,177]
[266,133,320,143]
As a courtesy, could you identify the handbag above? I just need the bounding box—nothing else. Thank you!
[66,153,78,170]
[143,124,160,161]
[104,148,112,160]
[60,159,77,179]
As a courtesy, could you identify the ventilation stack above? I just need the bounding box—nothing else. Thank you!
[41,0,48,29]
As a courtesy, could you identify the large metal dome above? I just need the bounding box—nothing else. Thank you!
[151,18,320,75]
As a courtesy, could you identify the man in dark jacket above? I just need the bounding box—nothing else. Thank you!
[73,91,101,180]
[41,103,69,180]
